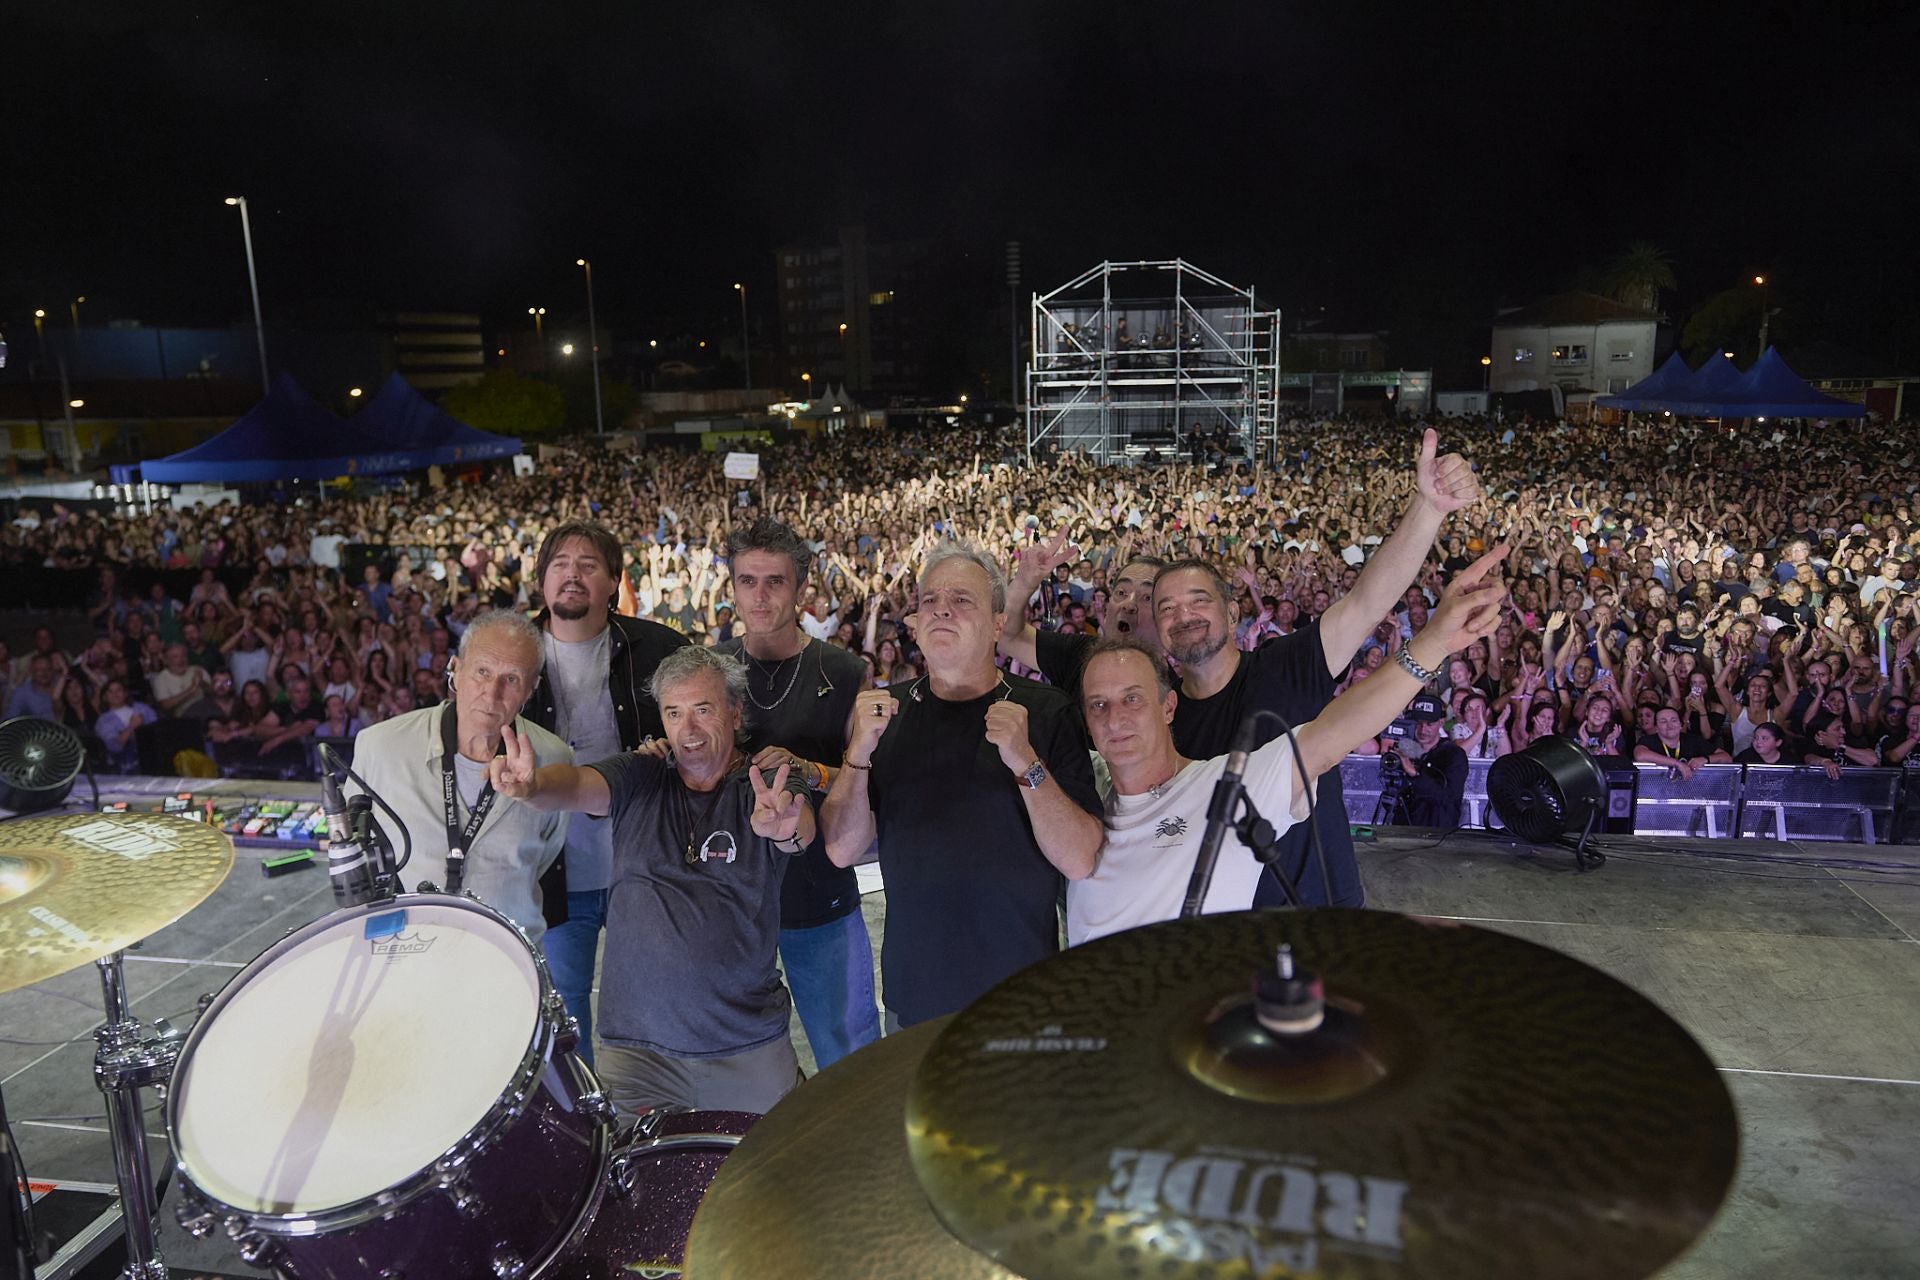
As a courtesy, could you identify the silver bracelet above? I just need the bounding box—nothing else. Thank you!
[1394,643,1437,684]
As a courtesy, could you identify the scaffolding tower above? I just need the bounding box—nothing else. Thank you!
[1025,259,1281,464]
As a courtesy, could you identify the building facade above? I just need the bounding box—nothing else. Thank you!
[1490,292,1659,396]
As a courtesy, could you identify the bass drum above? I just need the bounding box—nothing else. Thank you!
[552,1110,758,1280]
[167,894,615,1280]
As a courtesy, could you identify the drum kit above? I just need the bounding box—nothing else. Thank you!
[3,811,1741,1279]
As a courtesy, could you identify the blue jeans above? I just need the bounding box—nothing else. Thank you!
[779,910,880,1070]
[542,888,609,1066]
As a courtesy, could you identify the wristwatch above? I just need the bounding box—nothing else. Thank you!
[1019,759,1048,790]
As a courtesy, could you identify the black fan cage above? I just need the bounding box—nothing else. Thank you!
[1486,736,1607,841]
[0,716,85,813]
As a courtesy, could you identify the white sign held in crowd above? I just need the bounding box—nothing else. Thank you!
[723,451,761,481]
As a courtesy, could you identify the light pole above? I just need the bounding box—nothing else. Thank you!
[224,197,271,396]
[69,296,86,332]
[733,283,751,391]
[576,259,604,435]
[1480,354,1492,393]
[1753,275,1771,356]
[528,306,546,344]
[32,308,45,352]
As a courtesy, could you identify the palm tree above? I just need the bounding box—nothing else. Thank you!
[1601,242,1676,313]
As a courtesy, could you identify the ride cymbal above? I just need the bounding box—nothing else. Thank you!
[685,1017,1018,1280]
[907,908,1737,1280]
[0,812,233,993]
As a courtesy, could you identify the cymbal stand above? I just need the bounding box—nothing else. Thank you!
[92,950,184,1280]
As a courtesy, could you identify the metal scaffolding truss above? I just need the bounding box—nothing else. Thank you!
[1024,259,1281,463]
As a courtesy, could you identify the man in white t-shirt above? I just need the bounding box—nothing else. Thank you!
[1070,547,1509,946]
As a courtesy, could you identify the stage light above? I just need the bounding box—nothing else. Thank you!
[1487,737,1609,869]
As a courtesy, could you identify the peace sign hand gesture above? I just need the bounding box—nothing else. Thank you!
[489,723,539,800]
[749,762,807,845]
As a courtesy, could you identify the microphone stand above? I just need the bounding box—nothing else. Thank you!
[1235,791,1304,907]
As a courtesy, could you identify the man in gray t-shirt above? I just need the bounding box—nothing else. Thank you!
[491,647,813,1116]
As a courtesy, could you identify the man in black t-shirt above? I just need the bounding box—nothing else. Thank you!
[717,517,879,1069]
[1391,698,1468,829]
[821,543,1103,1028]
[1152,431,1486,907]
[1633,706,1731,780]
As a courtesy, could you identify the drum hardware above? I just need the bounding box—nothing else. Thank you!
[91,948,186,1280]
[490,1245,527,1279]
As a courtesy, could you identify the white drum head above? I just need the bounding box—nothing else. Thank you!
[174,900,543,1215]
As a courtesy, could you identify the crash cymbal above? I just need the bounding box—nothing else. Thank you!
[684,1017,1017,1280]
[0,812,233,994]
[908,908,1737,1280]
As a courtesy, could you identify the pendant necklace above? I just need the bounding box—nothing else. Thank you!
[746,641,807,712]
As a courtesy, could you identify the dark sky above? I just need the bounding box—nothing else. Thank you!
[7,2,1918,370]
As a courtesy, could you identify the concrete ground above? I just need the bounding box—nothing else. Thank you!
[3,821,1916,1278]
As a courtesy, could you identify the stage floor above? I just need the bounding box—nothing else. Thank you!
[4,825,1917,1278]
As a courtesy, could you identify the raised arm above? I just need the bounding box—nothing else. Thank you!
[997,526,1078,671]
[1315,430,1479,676]
[488,723,612,817]
[1296,546,1508,781]
[821,689,894,866]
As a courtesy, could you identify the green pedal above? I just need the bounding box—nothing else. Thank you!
[261,851,317,878]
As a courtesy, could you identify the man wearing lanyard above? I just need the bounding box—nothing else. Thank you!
[348,611,572,944]
[523,521,688,1061]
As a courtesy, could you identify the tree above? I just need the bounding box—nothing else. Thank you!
[1680,288,1769,364]
[442,372,567,440]
[1600,242,1677,313]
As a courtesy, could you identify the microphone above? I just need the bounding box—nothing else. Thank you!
[1181,712,1256,918]
[321,761,376,909]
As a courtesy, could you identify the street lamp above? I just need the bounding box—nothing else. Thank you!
[349,387,363,398]
[224,197,272,396]
[562,342,576,357]
[575,259,604,434]
[69,296,86,331]
[733,283,751,390]
[1480,354,1492,392]
[528,307,546,346]
[801,372,812,398]
[32,309,45,351]
[68,399,85,409]
[1753,274,1772,356]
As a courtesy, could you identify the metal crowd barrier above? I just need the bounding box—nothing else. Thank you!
[1333,755,1917,844]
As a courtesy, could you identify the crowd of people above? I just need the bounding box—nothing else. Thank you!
[4,409,1916,1111]
[5,413,1916,793]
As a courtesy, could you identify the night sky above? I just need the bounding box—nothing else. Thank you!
[8,3,1918,375]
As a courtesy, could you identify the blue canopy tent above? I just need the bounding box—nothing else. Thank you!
[1720,348,1866,419]
[1593,352,1697,412]
[346,373,522,465]
[138,374,521,483]
[142,375,388,482]
[1596,349,1865,420]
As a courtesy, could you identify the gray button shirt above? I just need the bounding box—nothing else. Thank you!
[348,706,573,944]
